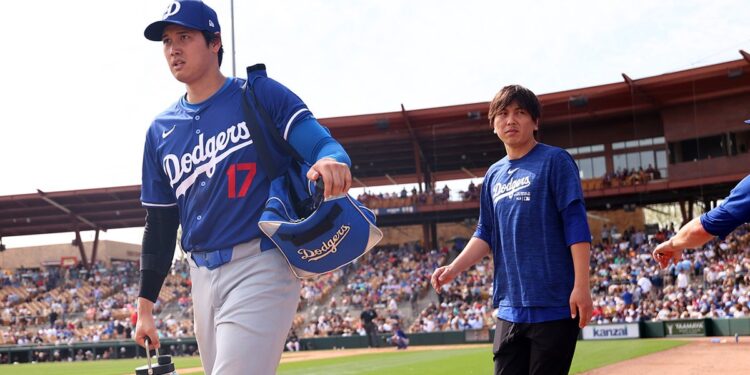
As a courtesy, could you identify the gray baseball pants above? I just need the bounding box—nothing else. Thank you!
[188,239,301,375]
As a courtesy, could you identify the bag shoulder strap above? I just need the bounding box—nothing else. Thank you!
[243,64,305,167]
[240,72,278,178]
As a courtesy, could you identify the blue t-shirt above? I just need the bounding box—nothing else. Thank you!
[140,76,312,253]
[474,143,585,323]
[701,174,750,238]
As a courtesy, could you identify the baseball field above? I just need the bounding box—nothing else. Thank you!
[0,339,703,375]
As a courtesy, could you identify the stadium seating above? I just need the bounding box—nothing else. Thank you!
[1,223,748,347]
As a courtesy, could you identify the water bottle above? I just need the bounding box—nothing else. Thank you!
[135,338,178,375]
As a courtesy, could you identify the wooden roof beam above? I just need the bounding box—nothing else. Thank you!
[740,49,750,64]
[36,189,103,232]
[622,73,662,107]
[401,104,431,192]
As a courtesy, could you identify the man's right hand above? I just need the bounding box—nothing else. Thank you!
[431,265,456,292]
[134,297,159,351]
[653,239,682,269]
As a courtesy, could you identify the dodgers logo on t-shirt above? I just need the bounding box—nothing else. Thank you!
[492,174,532,203]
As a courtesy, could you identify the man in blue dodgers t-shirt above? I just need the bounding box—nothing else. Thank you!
[653,173,750,269]
[431,85,593,375]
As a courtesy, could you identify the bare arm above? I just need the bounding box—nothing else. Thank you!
[653,217,714,268]
[570,242,591,289]
[569,242,593,328]
[669,217,714,250]
[431,237,491,291]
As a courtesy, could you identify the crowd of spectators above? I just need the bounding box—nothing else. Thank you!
[589,223,749,323]
[413,255,494,333]
[410,223,750,333]
[356,181,480,209]
[0,259,195,347]
[296,243,445,339]
[342,243,443,308]
[602,165,662,188]
[1,221,747,351]
[581,165,664,191]
[293,270,345,331]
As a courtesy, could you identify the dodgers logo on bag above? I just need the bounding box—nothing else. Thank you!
[258,166,383,279]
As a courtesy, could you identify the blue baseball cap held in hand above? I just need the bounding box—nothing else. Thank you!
[144,0,220,41]
[258,168,383,279]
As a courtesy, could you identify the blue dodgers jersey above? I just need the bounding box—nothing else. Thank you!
[701,174,750,238]
[474,143,584,310]
[140,76,312,252]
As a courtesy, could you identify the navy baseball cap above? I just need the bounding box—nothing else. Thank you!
[144,0,220,41]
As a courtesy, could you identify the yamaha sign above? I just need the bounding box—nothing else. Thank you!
[664,319,706,337]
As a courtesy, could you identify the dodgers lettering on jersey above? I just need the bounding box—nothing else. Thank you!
[163,120,252,198]
[140,77,312,252]
[474,143,584,309]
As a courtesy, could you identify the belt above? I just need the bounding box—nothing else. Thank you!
[190,238,263,270]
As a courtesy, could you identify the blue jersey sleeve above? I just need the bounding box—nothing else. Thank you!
[473,170,494,244]
[288,118,351,166]
[700,175,750,238]
[561,200,592,246]
[140,130,177,207]
[253,77,313,140]
[551,150,585,212]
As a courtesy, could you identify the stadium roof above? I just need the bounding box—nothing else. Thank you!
[1,52,749,238]
[1,171,746,238]
[0,186,142,237]
[326,51,750,186]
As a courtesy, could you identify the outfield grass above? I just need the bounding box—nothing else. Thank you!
[278,339,688,375]
[0,339,688,375]
[0,356,203,375]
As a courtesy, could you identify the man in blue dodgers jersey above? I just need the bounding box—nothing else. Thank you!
[431,85,593,374]
[653,173,750,268]
[134,1,353,374]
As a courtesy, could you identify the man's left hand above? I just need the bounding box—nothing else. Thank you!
[307,158,352,198]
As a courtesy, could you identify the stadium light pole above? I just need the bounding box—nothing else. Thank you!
[230,0,237,77]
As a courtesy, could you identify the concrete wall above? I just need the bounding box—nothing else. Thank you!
[0,241,140,270]
[587,208,646,243]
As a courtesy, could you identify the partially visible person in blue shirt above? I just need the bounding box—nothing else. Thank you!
[654,173,750,268]
[431,84,592,375]
[389,323,409,350]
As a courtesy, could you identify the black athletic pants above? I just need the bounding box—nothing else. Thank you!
[493,317,580,375]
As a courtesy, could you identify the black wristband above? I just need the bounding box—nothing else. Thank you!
[138,269,168,303]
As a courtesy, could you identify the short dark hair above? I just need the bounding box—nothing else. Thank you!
[201,31,224,68]
[488,85,541,126]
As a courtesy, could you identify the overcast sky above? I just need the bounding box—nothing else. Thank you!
[1,0,749,248]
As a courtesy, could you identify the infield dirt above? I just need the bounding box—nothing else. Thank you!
[580,338,750,375]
